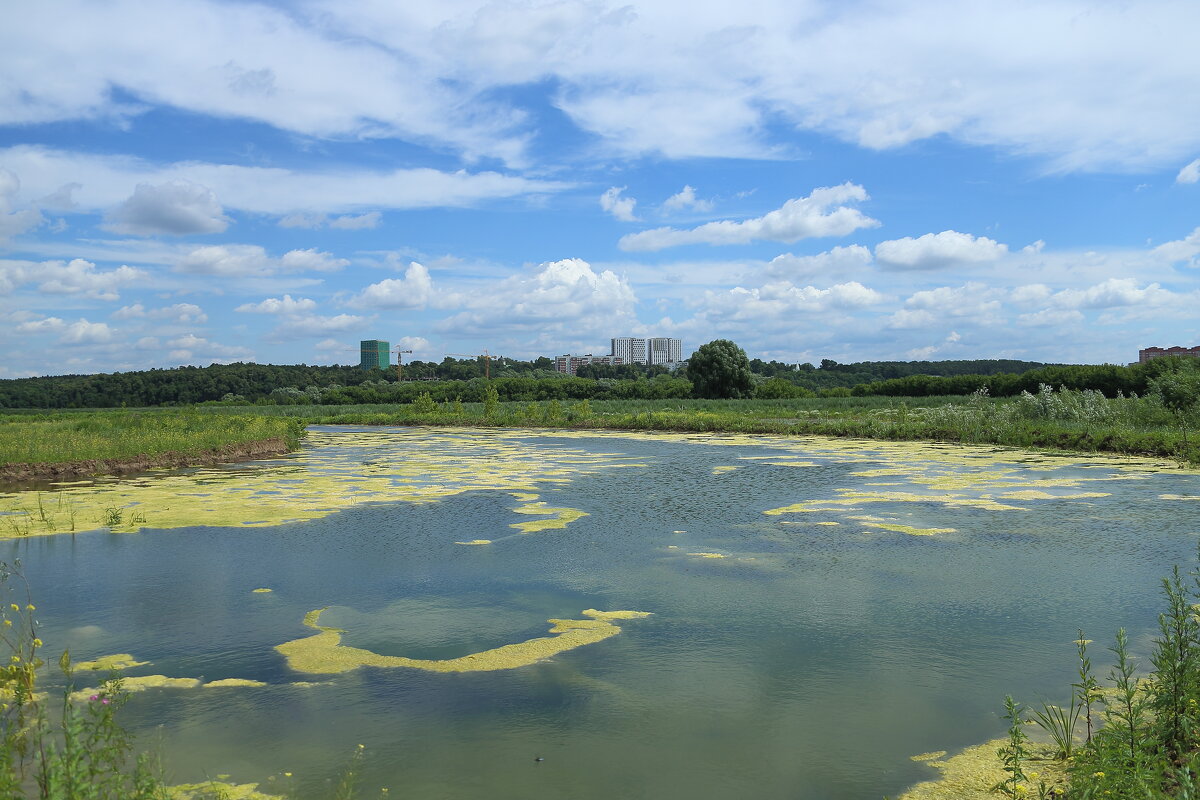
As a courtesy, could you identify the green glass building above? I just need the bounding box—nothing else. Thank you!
[359,340,389,370]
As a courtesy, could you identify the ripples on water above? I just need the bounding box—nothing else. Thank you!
[4,426,1199,799]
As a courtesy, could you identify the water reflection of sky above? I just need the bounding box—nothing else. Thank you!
[4,427,1200,799]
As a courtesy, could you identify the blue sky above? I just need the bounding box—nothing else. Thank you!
[2,0,1198,378]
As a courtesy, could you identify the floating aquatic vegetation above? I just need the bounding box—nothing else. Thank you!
[509,502,588,533]
[251,588,272,593]
[0,428,645,538]
[454,539,493,546]
[169,781,274,800]
[897,739,1064,800]
[687,552,727,559]
[203,678,267,688]
[1161,494,1200,501]
[861,523,957,536]
[69,674,269,701]
[275,607,652,675]
[74,653,148,671]
[711,466,739,475]
[997,490,1111,500]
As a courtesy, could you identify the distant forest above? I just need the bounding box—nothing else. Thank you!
[5,355,1174,410]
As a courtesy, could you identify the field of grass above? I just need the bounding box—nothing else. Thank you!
[202,387,1198,464]
[0,410,304,467]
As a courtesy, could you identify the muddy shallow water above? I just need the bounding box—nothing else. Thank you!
[4,426,1200,799]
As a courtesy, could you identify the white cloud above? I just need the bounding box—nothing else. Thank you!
[347,262,434,309]
[662,185,712,213]
[0,146,569,218]
[112,302,207,323]
[619,183,878,251]
[103,180,229,236]
[176,245,347,276]
[329,211,382,230]
[16,315,112,344]
[886,309,937,329]
[600,187,638,222]
[1177,159,1200,184]
[904,283,1003,317]
[696,280,886,322]
[1017,308,1085,327]
[875,230,1008,270]
[234,295,318,314]
[271,313,370,340]
[163,333,254,364]
[0,167,45,241]
[435,258,638,341]
[0,257,141,299]
[4,2,1200,171]
[1050,278,1174,310]
[1152,227,1200,265]
[767,245,873,278]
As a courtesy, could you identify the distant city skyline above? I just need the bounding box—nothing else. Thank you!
[2,2,1198,379]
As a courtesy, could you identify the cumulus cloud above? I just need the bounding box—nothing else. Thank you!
[16,315,112,344]
[103,180,229,236]
[619,183,878,251]
[234,295,317,314]
[875,231,1008,270]
[112,303,207,323]
[0,257,141,300]
[0,168,45,241]
[1152,227,1200,265]
[600,187,638,222]
[176,245,347,276]
[696,280,886,322]
[1050,278,1174,309]
[435,258,638,339]
[163,333,254,364]
[662,185,712,213]
[903,283,1003,318]
[767,245,873,278]
[1018,308,1085,327]
[270,313,369,340]
[347,262,434,309]
[1178,159,1200,184]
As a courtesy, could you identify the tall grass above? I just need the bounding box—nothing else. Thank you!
[0,411,304,466]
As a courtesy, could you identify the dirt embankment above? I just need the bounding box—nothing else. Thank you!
[0,437,293,486]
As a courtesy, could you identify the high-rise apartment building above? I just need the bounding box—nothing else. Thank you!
[646,337,682,366]
[610,337,647,365]
[610,337,682,366]
[1140,345,1200,363]
[359,340,390,370]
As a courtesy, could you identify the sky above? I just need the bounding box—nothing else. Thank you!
[1,0,1199,378]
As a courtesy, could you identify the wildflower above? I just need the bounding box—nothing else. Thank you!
[9,604,17,612]
[31,638,41,648]
[101,698,110,705]
[10,656,19,664]
[1015,785,1027,795]
[357,743,365,750]
[3,620,10,627]
[89,695,99,701]
[283,773,292,778]
[24,604,34,611]
[1093,771,1105,778]
[1028,772,1039,779]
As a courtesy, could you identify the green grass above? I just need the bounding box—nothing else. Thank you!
[197,388,1199,464]
[0,411,304,467]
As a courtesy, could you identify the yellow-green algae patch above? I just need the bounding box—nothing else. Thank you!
[711,466,739,475]
[275,607,652,675]
[861,522,957,536]
[455,539,493,546]
[997,490,1111,500]
[1162,494,1200,500]
[0,428,647,538]
[169,781,275,800]
[252,588,272,593]
[74,654,148,671]
[203,678,268,688]
[687,552,727,559]
[910,751,946,762]
[509,502,588,533]
[897,739,1065,800]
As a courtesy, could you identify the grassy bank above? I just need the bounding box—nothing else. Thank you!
[0,410,305,468]
[204,387,1199,465]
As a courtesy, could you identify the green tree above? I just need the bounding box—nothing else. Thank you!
[1150,361,1200,452]
[687,340,753,399]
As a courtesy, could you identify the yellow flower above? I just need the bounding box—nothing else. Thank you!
[8,604,18,612]
[9,656,19,664]
[283,773,292,778]
[3,620,11,627]
[1015,785,1027,795]
[1028,772,1039,779]
[31,638,41,648]
[25,605,34,611]
[1093,771,1105,777]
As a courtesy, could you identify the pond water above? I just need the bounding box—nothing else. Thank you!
[4,426,1200,799]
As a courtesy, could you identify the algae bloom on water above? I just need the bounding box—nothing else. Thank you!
[275,607,652,675]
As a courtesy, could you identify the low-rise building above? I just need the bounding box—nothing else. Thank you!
[553,354,625,376]
[1139,345,1200,363]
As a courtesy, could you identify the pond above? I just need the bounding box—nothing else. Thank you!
[3,426,1200,799]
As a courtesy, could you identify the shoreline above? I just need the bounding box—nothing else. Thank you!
[0,436,293,488]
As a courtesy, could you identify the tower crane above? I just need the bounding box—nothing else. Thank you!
[446,350,493,379]
[393,347,413,382]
